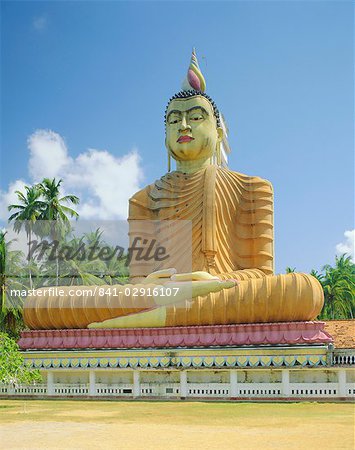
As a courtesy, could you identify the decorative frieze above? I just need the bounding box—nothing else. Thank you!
[22,346,328,370]
[18,321,333,350]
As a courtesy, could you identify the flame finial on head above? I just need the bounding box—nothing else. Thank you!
[182,48,206,92]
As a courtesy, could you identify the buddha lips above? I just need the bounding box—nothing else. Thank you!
[177,136,194,143]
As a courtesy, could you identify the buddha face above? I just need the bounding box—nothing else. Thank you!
[165,96,223,162]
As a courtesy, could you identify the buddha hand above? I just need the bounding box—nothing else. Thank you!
[143,268,237,306]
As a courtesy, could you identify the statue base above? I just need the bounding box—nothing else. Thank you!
[6,322,354,402]
[19,321,333,350]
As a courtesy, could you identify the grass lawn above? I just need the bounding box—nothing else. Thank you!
[0,400,354,449]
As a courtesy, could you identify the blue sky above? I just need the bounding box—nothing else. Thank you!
[1,0,354,273]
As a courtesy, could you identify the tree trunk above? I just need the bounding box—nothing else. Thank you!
[28,230,33,290]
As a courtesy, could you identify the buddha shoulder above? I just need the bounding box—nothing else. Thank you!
[217,167,273,194]
[129,174,169,207]
[129,174,172,216]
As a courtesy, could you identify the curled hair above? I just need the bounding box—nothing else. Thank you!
[165,90,221,127]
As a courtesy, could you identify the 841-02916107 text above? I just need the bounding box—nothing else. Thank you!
[96,287,180,297]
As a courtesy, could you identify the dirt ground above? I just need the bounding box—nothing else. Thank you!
[0,400,354,450]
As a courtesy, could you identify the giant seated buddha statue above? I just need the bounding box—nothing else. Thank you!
[24,50,324,330]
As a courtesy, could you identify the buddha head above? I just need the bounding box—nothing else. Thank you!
[164,50,226,169]
[165,90,223,164]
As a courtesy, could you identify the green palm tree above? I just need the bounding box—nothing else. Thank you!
[318,254,355,320]
[310,269,323,282]
[8,185,44,288]
[333,254,355,279]
[83,228,104,248]
[0,231,26,337]
[104,255,129,285]
[46,234,106,286]
[0,231,6,316]
[37,178,79,223]
[82,228,129,284]
[37,178,79,285]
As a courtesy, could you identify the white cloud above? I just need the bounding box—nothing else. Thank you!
[0,179,27,221]
[336,230,355,261]
[1,129,144,222]
[32,15,48,32]
[67,149,142,219]
[28,129,71,181]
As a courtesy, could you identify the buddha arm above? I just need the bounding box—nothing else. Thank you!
[217,269,267,281]
[220,171,275,278]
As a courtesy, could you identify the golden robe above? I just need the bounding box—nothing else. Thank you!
[129,166,274,278]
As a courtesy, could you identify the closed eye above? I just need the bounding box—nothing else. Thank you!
[168,117,181,125]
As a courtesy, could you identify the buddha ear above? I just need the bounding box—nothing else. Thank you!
[217,126,223,143]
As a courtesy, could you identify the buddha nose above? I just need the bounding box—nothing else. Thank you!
[179,114,191,133]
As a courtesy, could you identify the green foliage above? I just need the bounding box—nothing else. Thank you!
[8,185,44,227]
[0,332,41,385]
[39,229,129,286]
[36,178,79,224]
[318,254,355,320]
[286,255,354,319]
[0,231,5,308]
[8,178,80,286]
[8,185,45,289]
[0,231,25,338]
